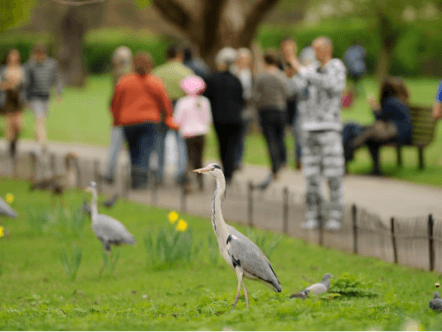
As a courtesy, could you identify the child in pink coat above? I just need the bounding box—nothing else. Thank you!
[174,75,212,192]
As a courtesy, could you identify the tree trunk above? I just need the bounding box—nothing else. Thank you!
[152,0,281,72]
[56,8,86,87]
[375,11,399,83]
[34,0,106,87]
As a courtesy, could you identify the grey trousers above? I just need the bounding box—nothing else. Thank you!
[302,130,345,222]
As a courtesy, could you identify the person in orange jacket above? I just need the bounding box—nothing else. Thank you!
[112,52,178,189]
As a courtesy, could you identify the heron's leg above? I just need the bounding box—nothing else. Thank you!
[241,279,249,309]
[232,267,243,310]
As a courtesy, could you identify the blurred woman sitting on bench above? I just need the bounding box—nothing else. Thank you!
[343,77,412,176]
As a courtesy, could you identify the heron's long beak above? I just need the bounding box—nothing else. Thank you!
[193,166,211,174]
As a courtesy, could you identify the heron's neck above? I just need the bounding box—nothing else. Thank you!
[212,177,229,241]
[91,190,98,219]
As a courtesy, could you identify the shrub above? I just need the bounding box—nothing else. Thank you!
[59,243,83,281]
[143,212,203,270]
[329,272,378,298]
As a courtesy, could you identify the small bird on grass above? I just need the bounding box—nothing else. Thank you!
[430,291,442,311]
[101,195,119,208]
[290,273,333,299]
[86,181,135,276]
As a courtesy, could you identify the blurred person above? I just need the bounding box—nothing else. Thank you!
[173,75,211,193]
[0,49,28,159]
[153,45,194,185]
[26,43,63,152]
[286,36,347,231]
[343,40,367,97]
[204,47,244,184]
[102,46,133,184]
[433,79,442,120]
[183,46,210,79]
[112,52,178,189]
[344,77,412,176]
[280,36,301,169]
[253,50,288,189]
[231,47,254,171]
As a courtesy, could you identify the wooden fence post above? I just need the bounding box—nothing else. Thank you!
[429,214,435,271]
[283,186,289,234]
[247,181,254,227]
[390,217,398,264]
[352,204,358,254]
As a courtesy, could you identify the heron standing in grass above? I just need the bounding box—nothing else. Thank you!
[0,197,17,219]
[194,163,282,310]
[86,181,135,275]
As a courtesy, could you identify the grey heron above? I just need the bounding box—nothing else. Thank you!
[86,181,135,275]
[290,273,333,299]
[0,197,17,219]
[193,163,282,310]
[430,291,442,311]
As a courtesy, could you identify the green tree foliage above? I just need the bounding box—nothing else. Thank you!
[0,0,35,33]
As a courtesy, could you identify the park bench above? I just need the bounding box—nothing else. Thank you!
[388,105,436,170]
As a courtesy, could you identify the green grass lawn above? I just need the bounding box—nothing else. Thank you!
[1,75,441,187]
[1,178,442,330]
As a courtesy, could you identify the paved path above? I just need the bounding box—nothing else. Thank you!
[1,138,442,224]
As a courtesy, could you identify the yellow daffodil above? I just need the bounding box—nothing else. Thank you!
[0,226,4,238]
[168,211,179,224]
[176,219,188,232]
[5,193,14,204]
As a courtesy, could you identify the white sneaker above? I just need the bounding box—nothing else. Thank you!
[302,219,320,229]
[324,219,342,231]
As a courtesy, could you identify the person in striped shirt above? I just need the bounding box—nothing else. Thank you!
[25,43,63,151]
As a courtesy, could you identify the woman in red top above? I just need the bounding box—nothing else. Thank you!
[112,52,177,189]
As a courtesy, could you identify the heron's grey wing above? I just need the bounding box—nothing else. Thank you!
[430,299,442,311]
[93,214,136,245]
[306,283,328,295]
[227,227,281,292]
[0,197,17,219]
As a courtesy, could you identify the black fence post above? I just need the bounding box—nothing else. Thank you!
[50,153,56,177]
[151,170,158,206]
[94,160,102,193]
[283,186,289,234]
[180,184,187,213]
[390,217,398,264]
[318,214,324,246]
[75,158,82,188]
[429,214,435,271]
[352,204,358,254]
[247,181,254,227]
[123,163,130,199]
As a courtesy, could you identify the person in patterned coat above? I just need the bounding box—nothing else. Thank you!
[285,36,347,231]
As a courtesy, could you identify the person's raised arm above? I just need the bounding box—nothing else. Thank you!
[301,60,346,94]
[433,81,442,120]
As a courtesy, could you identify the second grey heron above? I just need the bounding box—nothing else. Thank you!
[0,197,17,219]
[194,163,282,310]
[86,182,135,275]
